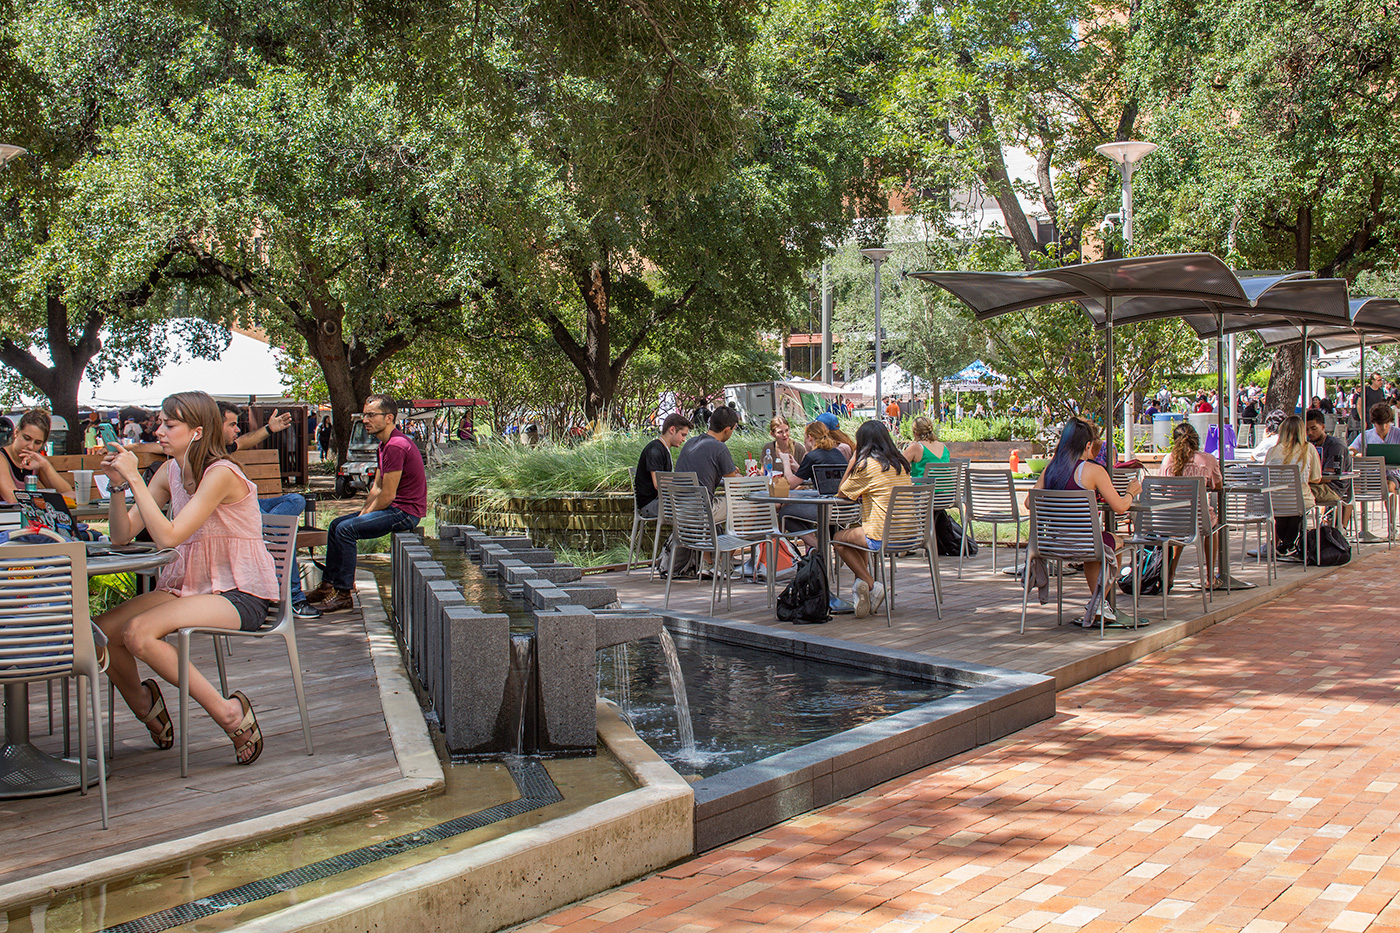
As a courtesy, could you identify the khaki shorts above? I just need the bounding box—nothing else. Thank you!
[1313,484,1342,504]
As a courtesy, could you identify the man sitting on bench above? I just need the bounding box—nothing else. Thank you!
[220,402,321,620]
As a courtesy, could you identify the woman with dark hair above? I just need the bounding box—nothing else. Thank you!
[0,409,75,505]
[97,391,279,766]
[1036,418,1141,626]
[833,421,912,617]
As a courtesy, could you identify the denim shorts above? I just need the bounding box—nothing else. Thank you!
[866,537,882,551]
[219,589,274,632]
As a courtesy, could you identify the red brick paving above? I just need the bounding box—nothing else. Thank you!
[520,553,1400,932]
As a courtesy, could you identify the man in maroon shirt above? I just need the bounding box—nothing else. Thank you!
[307,394,426,612]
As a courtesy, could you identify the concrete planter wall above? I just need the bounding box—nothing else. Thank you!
[945,440,1044,462]
[435,492,634,549]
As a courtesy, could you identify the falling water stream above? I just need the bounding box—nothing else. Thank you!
[657,629,697,761]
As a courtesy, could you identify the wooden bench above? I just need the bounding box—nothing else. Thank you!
[50,449,327,549]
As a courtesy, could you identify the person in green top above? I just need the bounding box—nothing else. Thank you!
[901,416,949,479]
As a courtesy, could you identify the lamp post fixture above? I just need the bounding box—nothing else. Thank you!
[860,247,894,410]
[0,145,27,167]
[1094,140,1156,253]
[1093,141,1155,458]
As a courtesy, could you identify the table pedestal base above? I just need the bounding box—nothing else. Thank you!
[1212,574,1257,592]
[0,742,101,799]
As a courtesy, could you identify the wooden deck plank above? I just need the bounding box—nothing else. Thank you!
[0,605,402,887]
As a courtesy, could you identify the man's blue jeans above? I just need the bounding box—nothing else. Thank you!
[259,493,308,603]
[324,508,420,591]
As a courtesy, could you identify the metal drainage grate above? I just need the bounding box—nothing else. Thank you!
[100,757,563,933]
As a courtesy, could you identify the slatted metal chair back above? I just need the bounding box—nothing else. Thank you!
[967,469,1020,521]
[1353,456,1388,502]
[723,476,779,539]
[666,484,720,552]
[0,544,89,684]
[1223,464,1272,524]
[1027,489,1103,564]
[1110,467,1140,501]
[880,486,936,552]
[655,471,700,523]
[917,461,965,512]
[1140,475,1204,541]
[1265,462,1306,518]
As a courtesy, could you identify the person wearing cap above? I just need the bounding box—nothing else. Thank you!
[815,412,853,459]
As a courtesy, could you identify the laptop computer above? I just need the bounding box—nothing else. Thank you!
[1363,443,1400,466]
[11,488,77,540]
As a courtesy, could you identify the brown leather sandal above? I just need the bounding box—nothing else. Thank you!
[138,678,174,750]
[227,691,263,765]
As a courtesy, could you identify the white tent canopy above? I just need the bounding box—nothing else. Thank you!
[840,363,930,398]
[79,331,289,407]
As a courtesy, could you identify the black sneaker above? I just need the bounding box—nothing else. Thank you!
[293,599,323,620]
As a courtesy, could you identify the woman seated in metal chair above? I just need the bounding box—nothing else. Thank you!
[96,391,279,766]
[831,421,912,618]
[775,421,850,549]
[1035,417,1141,626]
[1157,421,1220,589]
[0,409,76,504]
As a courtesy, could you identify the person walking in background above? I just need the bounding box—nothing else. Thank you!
[317,415,332,459]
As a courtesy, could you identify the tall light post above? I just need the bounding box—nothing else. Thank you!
[1094,141,1155,457]
[0,144,27,166]
[860,247,893,410]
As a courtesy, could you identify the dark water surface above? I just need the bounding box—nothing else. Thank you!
[597,632,961,779]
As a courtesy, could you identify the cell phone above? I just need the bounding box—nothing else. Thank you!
[107,442,125,452]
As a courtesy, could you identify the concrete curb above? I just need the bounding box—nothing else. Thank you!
[0,569,444,912]
[234,699,695,933]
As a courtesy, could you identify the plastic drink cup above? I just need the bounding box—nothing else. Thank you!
[72,470,93,506]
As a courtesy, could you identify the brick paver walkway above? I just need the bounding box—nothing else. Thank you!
[526,553,1400,932]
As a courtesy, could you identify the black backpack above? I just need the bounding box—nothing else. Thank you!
[934,510,980,557]
[1118,545,1164,596]
[776,550,831,625]
[1304,525,1352,566]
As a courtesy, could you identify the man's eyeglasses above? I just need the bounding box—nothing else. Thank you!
[362,409,388,418]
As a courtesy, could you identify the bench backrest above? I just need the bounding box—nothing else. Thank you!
[47,447,283,499]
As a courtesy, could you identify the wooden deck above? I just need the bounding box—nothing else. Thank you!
[600,535,1378,689]
[0,581,416,901]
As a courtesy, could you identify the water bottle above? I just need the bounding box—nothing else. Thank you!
[24,474,38,492]
[762,449,773,476]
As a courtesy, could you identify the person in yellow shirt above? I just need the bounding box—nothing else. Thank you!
[834,420,913,617]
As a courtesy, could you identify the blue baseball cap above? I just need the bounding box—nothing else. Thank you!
[816,412,840,430]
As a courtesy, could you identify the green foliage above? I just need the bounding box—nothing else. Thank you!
[89,572,136,618]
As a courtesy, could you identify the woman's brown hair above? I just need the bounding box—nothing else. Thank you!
[16,409,51,441]
[804,422,835,450]
[911,415,937,442]
[830,427,856,451]
[161,391,228,485]
[1275,414,1308,461]
[1167,423,1200,477]
[767,415,791,437]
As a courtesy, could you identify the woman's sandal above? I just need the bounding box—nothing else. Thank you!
[227,690,263,766]
[138,678,174,750]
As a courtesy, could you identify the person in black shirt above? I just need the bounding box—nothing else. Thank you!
[1359,373,1387,429]
[1305,409,1350,525]
[633,413,693,518]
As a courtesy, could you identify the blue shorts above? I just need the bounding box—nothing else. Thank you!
[866,537,882,551]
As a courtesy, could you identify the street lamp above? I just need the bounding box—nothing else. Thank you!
[0,145,27,167]
[860,247,893,410]
[1094,141,1155,458]
[1094,140,1156,253]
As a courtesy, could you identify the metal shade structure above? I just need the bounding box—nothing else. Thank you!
[907,253,1332,455]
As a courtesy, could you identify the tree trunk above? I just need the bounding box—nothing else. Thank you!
[295,299,389,461]
[0,296,104,454]
[971,91,1041,269]
[1265,342,1304,416]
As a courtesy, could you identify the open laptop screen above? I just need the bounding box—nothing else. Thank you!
[11,488,76,540]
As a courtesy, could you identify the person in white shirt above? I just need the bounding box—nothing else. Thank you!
[1349,402,1400,494]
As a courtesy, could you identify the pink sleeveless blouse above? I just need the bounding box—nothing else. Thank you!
[155,459,279,601]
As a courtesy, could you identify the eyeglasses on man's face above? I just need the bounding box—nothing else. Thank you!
[362,409,388,419]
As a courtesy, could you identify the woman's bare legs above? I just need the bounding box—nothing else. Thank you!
[96,591,248,735]
[832,526,875,588]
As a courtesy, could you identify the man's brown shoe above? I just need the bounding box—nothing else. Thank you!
[305,581,336,605]
[318,590,356,612]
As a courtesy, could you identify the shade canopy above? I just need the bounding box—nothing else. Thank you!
[1252,297,1400,351]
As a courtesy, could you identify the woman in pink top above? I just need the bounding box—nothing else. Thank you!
[97,391,279,766]
[1158,422,1221,589]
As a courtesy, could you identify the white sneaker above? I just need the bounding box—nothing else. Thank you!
[852,580,871,618]
[869,581,887,613]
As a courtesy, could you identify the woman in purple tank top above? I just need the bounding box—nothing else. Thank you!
[1036,418,1141,626]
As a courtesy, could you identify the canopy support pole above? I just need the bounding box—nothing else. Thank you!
[1105,298,1116,463]
[1216,307,1227,467]
[1360,335,1367,453]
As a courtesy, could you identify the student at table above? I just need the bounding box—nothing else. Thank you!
[1305,408,1349,525]
[1348,402,1400,494]
[832,421,912,619]
[901,416,949,479]
[0,409,75,505]
[1036,417,1141,627]
[1158,422,1220,590]
[759,416,805,471]
[1265,414,1321,556]
[776,421,849,546]
[97,390,279,766]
